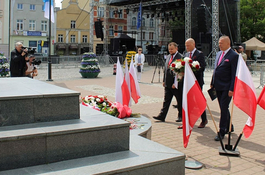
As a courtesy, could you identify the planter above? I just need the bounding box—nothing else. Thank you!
[80,72,100,78]
[79,52,100,78]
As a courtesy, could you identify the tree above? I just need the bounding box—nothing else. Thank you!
[241,0,265,42]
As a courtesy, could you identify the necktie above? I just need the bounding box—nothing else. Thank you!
[168,55,173,66]
[189,52,192,58]
[218,52,225,65]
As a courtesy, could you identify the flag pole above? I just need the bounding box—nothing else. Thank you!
[206,103,225,150]
[47,0,53,81]
[233,131,243,151]
[225,100,234,150]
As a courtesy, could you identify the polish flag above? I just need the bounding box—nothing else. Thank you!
[115,59,130,106]
[129,58,141,103]
[258,87,265,110]
[182,61,206,148]
[124,59,131,106]
[233,54,257,138]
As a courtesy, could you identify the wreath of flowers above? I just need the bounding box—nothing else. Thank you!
[81,95,118,116]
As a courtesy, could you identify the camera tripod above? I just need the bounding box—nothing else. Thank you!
[151,54,166,83]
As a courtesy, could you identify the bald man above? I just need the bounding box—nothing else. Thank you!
[185,38,207,128]
[210,36,238,141]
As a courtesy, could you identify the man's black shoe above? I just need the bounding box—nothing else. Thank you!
[172,104,178,108]
[153,116,165,122]
[226,125,234,134]
[214,135,224,141]
[176,118,182,122]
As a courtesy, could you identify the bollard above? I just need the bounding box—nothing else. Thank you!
[113,63,117,75]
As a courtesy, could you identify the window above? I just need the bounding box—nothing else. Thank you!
[161,26,165,37]
[17,3,23,10]
[132,17,136,26]
[118,10,123,18]
[42,5,44,11]
[30,4,35,10]
[142,18,145,27]
[98,7,104,17]
[109,8,114,18]
[17,19,23,31]
[71,21,76,29]
[118,26,122,32]
[143,32,145,40]
[41,21,47,31]
[58,34,63,42]
[150,19,154,28]
[70,35,76,43]
[82,35,87,43]
[109,26,114,36]
[149,32,154,40]
[29,20,36,31]
[29,41,37,47]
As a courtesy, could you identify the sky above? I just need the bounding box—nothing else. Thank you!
[54,0,62,8]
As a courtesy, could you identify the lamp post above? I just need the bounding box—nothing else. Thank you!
[47,0,53,81]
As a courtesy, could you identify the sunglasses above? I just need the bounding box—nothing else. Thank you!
[138,50,142,51]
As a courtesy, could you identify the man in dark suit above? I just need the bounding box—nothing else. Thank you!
[153,42,183,122]
[185,38,207,128]
[211,36,238,141]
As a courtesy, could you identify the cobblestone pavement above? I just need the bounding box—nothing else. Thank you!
[35,64,265,175]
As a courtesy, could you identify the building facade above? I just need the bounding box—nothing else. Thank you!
[0,0,10,56]
[10,0,55,55]
[55,0,90,55]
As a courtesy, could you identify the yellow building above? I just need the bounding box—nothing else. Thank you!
[55,0,90,55]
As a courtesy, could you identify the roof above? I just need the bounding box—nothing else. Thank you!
[243,37,265,51]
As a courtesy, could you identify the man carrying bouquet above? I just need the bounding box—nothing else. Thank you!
[153,42,183,122]
[185,38,207,128]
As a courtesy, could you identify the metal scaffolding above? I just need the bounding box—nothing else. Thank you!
[185,0,191,40]
[212,0,219,67]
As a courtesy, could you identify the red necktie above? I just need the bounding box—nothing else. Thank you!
[189,52,192,58]
[218,52,225,65]
[168,55,173,66]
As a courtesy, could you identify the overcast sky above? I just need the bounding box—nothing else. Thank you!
[54,0,62,8]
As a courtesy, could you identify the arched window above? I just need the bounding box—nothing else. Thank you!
[142,18,145,27]
[132,17,136,26]
[150,19,154,28]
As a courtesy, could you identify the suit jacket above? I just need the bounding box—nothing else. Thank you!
[211,49,238,91]
[163,52,182,88]
[185,49,206,87]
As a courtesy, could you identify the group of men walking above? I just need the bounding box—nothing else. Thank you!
[153,36,239,141]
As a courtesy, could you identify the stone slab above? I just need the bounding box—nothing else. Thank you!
[0,106,130,171]
[0,135,185,175]
[0,78,80,126]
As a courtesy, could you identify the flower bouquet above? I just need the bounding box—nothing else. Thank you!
[0,52,10,77]
[170,57,200,81]
[81,95,132,119]
[79,52,100,78]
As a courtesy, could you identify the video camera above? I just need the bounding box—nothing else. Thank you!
[32,59,42,66]
[21,47,36,57]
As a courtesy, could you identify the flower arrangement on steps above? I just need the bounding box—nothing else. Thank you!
[79,52,100,78]
[0,52,10,77]
[123,51,136,68]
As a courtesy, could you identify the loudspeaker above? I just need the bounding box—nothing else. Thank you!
[197,6,208,33]
[95,21,104,41]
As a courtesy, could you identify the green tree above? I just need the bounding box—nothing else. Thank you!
[241,0,265,42]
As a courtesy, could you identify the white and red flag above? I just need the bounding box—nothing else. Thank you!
[129,58,141,103]
[182,61,206,148]
[115,58,130,106]
[124,59,132,106]
[233,54,257,138]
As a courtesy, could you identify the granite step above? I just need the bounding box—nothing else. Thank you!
[0,135,185,175]
[0,78,80,126]
[0,105,130,171]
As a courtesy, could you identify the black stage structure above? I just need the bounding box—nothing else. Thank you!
[109,0,240,57]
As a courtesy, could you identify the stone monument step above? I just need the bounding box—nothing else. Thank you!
[0,105,130,171]
[0,78,80,127]
[0,135,185,175]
